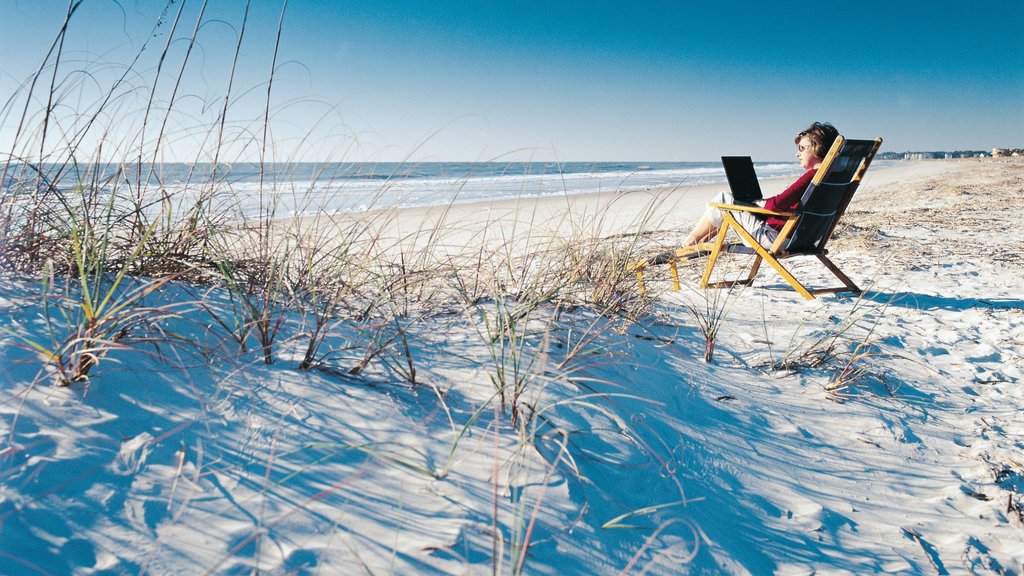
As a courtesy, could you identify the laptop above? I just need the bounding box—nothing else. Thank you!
[720,156,763,204]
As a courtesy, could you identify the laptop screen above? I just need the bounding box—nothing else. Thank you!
[721,156,763,202]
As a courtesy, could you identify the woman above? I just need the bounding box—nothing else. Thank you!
[682,122,840,249]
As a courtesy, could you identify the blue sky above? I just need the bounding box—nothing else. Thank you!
[1,0,1021,162]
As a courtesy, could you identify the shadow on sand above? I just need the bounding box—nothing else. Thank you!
[859,290,1024,311]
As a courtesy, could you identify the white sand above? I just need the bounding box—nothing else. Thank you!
[302,160,963,260]
[1,158,1022,574]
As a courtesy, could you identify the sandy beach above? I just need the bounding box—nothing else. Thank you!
[300,159,969,262]
[2,158,1023,574]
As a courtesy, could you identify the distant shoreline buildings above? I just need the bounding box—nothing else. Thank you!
[877,148,1023,160]
[991,148,1024,157]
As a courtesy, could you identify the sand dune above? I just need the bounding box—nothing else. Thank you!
[2,158,1022,574]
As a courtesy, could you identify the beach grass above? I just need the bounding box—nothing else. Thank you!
[0,6,686,573]
[0,37,868,559]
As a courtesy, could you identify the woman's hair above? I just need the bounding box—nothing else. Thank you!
[796,122,840,159]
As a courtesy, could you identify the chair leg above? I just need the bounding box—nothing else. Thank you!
[745,255,763,284]
[703,216,768,291]
[670,261,680,291]
[817,255,861,294]
[635,268,646,294]
[699,229,730,289]
[705,254,761,290]
[758,257,815,299]
[717,216,817,299]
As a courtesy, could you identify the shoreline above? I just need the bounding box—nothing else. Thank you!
[292,159,970,260]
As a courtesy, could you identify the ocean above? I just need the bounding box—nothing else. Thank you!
[4,160,891,217]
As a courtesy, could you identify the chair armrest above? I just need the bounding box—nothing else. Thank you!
[707,202,794,218]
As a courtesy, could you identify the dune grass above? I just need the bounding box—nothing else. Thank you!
[0,4,700,573]
[1,3,914,573]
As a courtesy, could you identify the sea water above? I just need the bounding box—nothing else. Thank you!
[4,160,891,218]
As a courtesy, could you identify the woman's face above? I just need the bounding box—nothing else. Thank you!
[796,136,823,170]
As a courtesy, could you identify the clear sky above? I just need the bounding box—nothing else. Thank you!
[1,0,1022,162]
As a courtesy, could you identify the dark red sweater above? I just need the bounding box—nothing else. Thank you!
[762,169,817,231]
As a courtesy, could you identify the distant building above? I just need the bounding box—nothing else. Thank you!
[877,149,1003,160]
[992,148,1024,157]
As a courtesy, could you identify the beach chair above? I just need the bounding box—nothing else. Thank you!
[633,135,882,299]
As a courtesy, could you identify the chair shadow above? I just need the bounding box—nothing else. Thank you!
[858,290,1024,311]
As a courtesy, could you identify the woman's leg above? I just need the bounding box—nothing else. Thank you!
[731,211,778,248]
[683,191,730,246]
[683,215,717,246]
